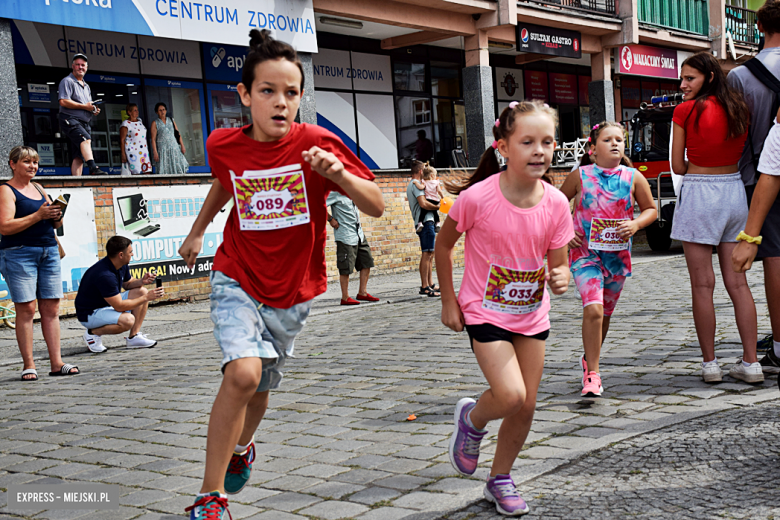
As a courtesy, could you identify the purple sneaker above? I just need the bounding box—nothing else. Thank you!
[484,474,530,516]
[448,397,487,476]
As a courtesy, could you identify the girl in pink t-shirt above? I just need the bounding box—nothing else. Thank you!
[436,100,574,517]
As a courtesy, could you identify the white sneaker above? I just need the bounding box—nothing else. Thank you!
[84,331,106,353]
[729,361,765,383]
[126,332,157,349]
[415,222,424,233]
[701,361,722,383]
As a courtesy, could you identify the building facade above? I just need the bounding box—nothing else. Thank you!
[0,0,763,173]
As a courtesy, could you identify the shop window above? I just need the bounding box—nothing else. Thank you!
[210,89,251,129]
[413,99,431,125]
[145,85,206,170]
[431,61,461,98]
[396,96,433,168]
[394,62,426,92]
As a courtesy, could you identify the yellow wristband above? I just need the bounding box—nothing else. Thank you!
[736,231,762,245]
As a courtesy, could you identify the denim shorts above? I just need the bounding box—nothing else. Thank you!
[419,221,436,252]
[0,245,62,303]
[210,271,312,392]
[670,173,748,246]
[80,291,131,329]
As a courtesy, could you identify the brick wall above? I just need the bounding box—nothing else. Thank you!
[35,171,468,316]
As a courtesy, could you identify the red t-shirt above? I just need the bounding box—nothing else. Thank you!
[208,123,375,308]
[672,97,747,167]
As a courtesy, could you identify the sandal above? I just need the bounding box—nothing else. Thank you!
[422,286,440,297]
[21,369,38,381]
[429,284,440,292]
[49,363,79,377]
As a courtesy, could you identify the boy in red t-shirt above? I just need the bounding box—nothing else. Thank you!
[178,30,384,520]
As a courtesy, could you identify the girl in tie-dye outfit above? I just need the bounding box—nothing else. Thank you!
[561,121,656,397]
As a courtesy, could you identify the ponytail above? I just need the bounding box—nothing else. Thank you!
[444,148,499,195]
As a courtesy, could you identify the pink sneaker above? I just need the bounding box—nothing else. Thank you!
[581,371,603,397]
[579,354,588,387]
[484,474,529,516]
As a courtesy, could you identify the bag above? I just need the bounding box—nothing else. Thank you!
[120,163,131,176]
[172,117,181,145]
[743,58,780,176]
[32,183,66,259]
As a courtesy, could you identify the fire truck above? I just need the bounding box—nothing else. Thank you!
[628,94,684,251]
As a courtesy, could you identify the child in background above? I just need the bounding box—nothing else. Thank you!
[413,163,445,231]
[560,121,656,397]
[178,29,383,520]
[436,100,574,516]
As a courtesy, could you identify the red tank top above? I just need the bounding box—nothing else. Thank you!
[672,97,747,168]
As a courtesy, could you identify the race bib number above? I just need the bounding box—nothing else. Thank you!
[231,164,310,231]
[589,218,630,251]
[482,264,546,315]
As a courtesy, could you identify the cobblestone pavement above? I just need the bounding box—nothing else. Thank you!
[445,400,780,520]
[0,250,776,519]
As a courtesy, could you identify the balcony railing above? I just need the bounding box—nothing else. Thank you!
[638,0,709,36]
[525,0,617,17]
[726,5,760,45]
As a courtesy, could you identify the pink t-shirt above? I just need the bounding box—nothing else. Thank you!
[449,174,575,335]
[424,179,440,201]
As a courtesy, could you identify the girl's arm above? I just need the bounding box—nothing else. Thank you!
[546,246,570,295]
[434,217,465,331]
[178,180,232,268]
[559,169,583,248]
[412,179,424,190]
[437,184,446,199]
[559,169,580,201]
[303,146,384,217]
[671,122,688,175]
[617,174,658,239]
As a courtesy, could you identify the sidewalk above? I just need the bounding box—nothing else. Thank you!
[0,245,776,519]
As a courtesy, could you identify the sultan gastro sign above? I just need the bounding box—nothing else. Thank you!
[516,22,581,59]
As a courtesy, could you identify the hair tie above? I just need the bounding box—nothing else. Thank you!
[491,141,498,149]
[587,137,591,142]
[592,124,599,130]
[509,101,519,109]
[588,150,593,155]
[494,119,500,128]
[543,103,549,108]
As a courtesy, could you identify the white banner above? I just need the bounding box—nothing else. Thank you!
[495,67,524,101]
[3,0,317,53]
[47,188,100,294]
[112,186,231,281]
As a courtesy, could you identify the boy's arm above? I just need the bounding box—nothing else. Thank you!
[435,217,465,331]
[303,146,384,217]
[179,180,232,268]
[733,174,780,272]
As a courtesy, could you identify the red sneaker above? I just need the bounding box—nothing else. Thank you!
[340,297,361,305]
[356,293,380,302]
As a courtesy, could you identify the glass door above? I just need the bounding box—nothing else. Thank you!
[84,74,143,174]
[207,84,252,130]
[144,79,208,173]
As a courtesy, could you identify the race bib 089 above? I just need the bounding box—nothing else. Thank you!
[482,264,546,315]
[231,164,310,231]
[589,218,629,251]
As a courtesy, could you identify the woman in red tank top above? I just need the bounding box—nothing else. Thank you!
[670,51,762,384]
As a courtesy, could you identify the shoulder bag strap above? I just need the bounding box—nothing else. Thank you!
[743,59,780,172]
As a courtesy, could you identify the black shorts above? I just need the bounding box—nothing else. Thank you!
[58,114,91,160]
[465,323,549,351]
[336,239,374,275]
[746,183,780,259]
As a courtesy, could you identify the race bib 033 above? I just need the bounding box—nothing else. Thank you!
[231,164,310,231]
[482,264,546,315]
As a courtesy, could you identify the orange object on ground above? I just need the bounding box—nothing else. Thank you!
[439,197,453,214]
[407,414,417,421]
